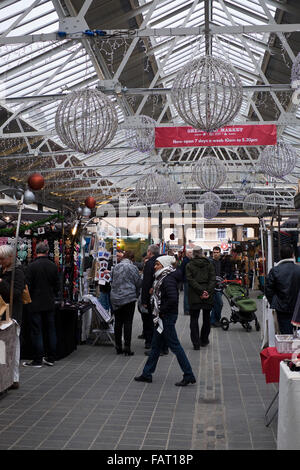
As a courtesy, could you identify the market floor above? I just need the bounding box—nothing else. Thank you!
[0,291,278,450]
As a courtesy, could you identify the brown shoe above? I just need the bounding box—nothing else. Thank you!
[8,382,19,390]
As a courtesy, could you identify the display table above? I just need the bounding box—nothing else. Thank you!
[260,347,295,427]
[0,322,17,392]
[20,302,90,361]
[277,361,300,450]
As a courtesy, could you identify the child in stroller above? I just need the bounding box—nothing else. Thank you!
[220,279,260,332]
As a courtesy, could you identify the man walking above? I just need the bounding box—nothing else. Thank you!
[23,242,60,367]
[210,246,224,327]
[265,245,300,334]
[186,246,216,349]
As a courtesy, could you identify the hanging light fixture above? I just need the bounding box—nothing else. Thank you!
[199,192,222,219]
[291,52,300,88]
[193,155,227,191]
[123,115,156,153]
[243,193,267,218]
[171,56,243,132]
[164,176,185,205]
[259,139,297,179]
[135,173,166,205]
[55,88,118,154]
[232,174,254,201]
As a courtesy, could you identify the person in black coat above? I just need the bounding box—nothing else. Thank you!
[23,242,60,367]
[141,244,160,349]
[265,245,300,334]
[0,245,25,389]
[135,256,196,387]
[179,250,192,315]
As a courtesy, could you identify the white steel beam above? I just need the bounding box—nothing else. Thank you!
[1,24,300,44]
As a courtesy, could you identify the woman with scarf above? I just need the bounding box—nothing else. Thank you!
[134,255,196,386]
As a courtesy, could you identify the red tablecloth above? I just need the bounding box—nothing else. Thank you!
[260,347,292,383]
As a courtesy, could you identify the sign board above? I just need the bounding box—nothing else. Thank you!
[155,124,277,148]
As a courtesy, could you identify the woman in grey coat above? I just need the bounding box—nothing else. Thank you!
[110,251,142,356]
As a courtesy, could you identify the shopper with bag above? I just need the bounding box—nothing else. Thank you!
[0,245,25,390]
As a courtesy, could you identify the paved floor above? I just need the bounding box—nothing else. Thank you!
[0,291,278,450]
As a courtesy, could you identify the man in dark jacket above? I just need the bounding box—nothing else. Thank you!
[141,244,160,349]
[186,246,216,349]
[23,242,60,367]
[135,256,196,386]
[265,245,300,334]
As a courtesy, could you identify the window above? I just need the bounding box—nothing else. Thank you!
[195,227,204,239]
[217,228,226,239]
[243,227,248,238]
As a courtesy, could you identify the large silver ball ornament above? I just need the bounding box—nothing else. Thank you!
[259,139,297,179]
[55,88,118,154]
[199,191,222,219]
[243,193,267,217]
[193,156,227,191]
[124,115,156,153]
[171,56,243,132]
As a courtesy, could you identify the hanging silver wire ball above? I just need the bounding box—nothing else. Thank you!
[259,139,297,179]
[291,52,300,87]
[199,191,222,219]
[164,176,185,205]
[123,115,156,153]
[232,174,253,201]
[55,88,118,154]
[135,173,166,205]
[243,193,267,217]
[193,155,227,190]
[171,55,243,132]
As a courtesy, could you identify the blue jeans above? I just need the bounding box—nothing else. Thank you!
[99,292,111,312]
[142,313,195,380]
[210,291,223,324]
[183,280,189,313]
[30,310,57,363]
[276,311,293,335]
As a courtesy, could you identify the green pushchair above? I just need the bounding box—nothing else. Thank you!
[220,280,260,332]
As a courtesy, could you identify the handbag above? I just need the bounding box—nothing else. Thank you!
[22,284,32,304]
[0,295,10,323]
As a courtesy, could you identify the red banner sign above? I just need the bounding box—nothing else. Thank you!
[155,125,277,148]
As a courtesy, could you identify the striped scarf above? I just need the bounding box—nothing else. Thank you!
[151,266,175,333]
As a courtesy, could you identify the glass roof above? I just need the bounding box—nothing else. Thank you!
[0,0,298,206]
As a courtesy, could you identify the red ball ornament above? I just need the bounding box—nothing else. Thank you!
[85,196,96,209]
[28,173,45,191]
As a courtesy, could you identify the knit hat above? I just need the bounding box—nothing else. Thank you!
[156,255,176,268]
[192,246,203,258]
